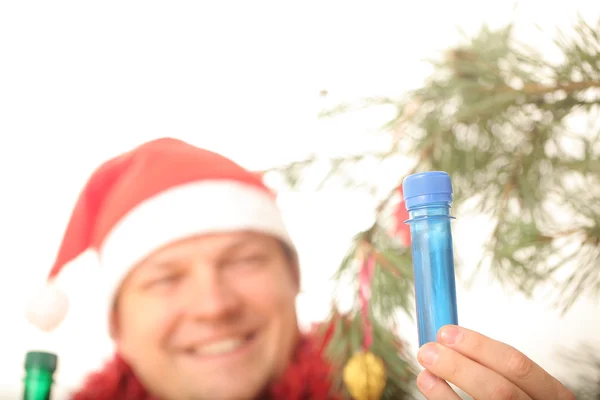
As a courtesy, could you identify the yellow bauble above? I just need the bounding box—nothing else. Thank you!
[342,351,387,400]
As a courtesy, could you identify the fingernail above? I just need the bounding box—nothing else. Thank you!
[418,344,439,365]
[417,371,438,391]
[440,325,462,345]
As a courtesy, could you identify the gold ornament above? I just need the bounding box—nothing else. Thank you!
[342,351,387,400]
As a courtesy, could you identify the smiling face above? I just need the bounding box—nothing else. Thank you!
[111,231,300,400]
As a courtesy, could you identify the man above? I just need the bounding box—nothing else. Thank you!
[25,138,574,399]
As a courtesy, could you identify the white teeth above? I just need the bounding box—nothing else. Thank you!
[192,338,245,356]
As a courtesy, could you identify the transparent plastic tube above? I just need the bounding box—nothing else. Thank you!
[403,171,459,347]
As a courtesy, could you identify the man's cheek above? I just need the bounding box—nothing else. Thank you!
[119,304,169,343]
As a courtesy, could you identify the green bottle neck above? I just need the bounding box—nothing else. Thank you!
[23,368,53,400]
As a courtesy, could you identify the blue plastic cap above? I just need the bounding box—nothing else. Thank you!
[402,171,453,209]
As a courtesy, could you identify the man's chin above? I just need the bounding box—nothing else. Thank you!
[176,360,271,399]
[182,376,269,400]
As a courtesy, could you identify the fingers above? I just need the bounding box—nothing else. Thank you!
[418,342,532,400]
[416,370,462,399]
[437,325,575,400]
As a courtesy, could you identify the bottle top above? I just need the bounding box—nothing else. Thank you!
[402,171,453,209]
[25,351,57,373]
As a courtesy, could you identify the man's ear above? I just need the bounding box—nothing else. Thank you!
[109,307,120,340]
[288,258,300,293]
[281,243,300,289]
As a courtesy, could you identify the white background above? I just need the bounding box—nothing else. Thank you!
[1,1,599,398]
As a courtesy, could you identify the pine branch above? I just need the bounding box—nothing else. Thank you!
[517,80,600,95]
[262,16,600,396]
[261,151,392,175]
[558,343,600,399]
[274,17,600,314]
[265,18,600,312]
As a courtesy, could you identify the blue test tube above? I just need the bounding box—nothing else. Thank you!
[402,171,459,347]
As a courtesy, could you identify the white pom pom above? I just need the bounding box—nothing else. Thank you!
[25,282,69,332]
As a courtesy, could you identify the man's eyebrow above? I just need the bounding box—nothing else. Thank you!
[221,238,268,254]
[140,260,180,273]
[140,236,269,269]
[224,241,253,251]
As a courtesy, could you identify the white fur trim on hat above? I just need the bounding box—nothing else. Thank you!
[25,250,100,331]
[25,281,69,332]
[98,180,293,311]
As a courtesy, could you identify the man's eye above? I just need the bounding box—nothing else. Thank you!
[228,254,266,266]
[147,274,181,288]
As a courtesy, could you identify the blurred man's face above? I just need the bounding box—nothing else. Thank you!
[112,232,300,400]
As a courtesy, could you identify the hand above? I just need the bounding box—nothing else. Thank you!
[416,325,575,400]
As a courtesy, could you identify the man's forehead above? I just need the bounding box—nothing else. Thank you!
[144,232,277,263]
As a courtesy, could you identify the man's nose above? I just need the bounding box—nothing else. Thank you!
[182,267,241,320]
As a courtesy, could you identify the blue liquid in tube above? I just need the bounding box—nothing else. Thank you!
[402,171,459,347]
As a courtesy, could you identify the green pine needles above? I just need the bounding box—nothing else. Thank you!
[265,17,600,397]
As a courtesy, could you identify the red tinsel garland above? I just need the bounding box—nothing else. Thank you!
[71,333,342,400]
[268,335,343,400]
[358,253,375,350]
[392,186,411,247]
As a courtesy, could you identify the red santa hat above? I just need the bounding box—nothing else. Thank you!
[25,137,295,332]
